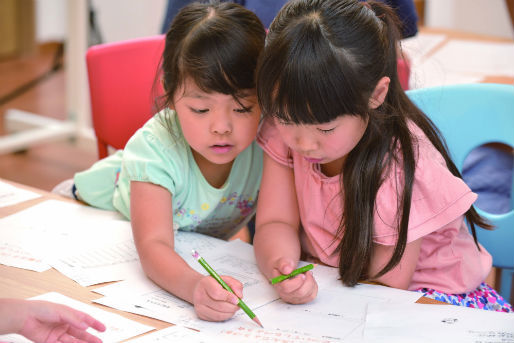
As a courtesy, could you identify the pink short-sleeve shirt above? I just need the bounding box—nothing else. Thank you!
[257,118,492,294]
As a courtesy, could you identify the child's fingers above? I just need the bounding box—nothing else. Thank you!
[203,295,240,314]
[195,302,239,322]
[82,315,107,333]
[198,276,240,310]
[221,276,244,299]
[194,279,240,321]
[203,278,239,305]
[275,257,296,276]
[300,271,318,300]
[62,326,103,343]
[53,333,79,343]
[276,272,306,293]
[56,305,106,333]
[193,275,248,322]
[278,271,318,304]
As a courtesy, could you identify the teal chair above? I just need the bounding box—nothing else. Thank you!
[407,83,514,304]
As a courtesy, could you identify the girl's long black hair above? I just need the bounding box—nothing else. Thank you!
[256,0,491,286]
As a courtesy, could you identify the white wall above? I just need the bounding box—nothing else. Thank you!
[37,1,514,44]
[35,0,167,44]
[425,0,514,39]
[90,0,167,43]
[35,0,67,42]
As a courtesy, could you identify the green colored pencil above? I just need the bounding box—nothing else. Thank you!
[191,250,263,328]
[269,264,315,285]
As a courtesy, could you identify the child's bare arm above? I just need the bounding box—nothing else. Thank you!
[369,238,422,289]
[254,154,317,304]
[254,153,301,276]
[130,181,240,321]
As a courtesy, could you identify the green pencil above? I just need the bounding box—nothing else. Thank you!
[269,263,315,285]
[191,249,263,328]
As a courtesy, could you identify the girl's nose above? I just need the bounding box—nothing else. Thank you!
[294,132,318,152]
[211,111,232,135]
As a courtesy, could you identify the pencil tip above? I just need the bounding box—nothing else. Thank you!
[253,316,264,328]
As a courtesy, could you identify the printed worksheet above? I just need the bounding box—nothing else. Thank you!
[0,221,50,271]
[126,325,223,343]
[219,327,347,343]
[93,236,421,341]
[93,239,278,331]
[50,232,142,286]
[0,180,41,208]
[1,199,123,272]
[126,325,344,343]
[364,302,514,343]
[0,199,126,273]
[0,199,153,284]
[240,284,419,342]
[52,226,229,286]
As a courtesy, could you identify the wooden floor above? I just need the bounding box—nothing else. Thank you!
[0,43,97,191]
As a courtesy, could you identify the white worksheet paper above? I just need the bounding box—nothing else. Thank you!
[126,325,223,343]
[218,326,347,343]
[0,180,41,208]
[0,292,154,343]
[48,225,142,286]
[364,302,514,343]
[0,199,125,261]
[53,225,229,286]
[241,284,422,342]
[94,238,421,341]
[93,239,278,331]
[126,325,345,343]
[0,199,145,285]
[0,221,51,271]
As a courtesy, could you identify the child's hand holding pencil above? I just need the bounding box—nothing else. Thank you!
[192,273,244,322]
[192,250,263,327]
[269,258,318,305]
[270,263,315,284]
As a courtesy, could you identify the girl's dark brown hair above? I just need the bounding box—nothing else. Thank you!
[158,0,265,109]
[256,0,491,286]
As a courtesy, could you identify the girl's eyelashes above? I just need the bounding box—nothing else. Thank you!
[276,118,292,126]
[276,118,335,134]
[317,127,335,134]
[189,107,208,114]
[234,105,254,114]
[188,106,254,114]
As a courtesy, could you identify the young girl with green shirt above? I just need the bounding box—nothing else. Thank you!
[68,2,265,322]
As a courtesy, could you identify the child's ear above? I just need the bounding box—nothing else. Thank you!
[368,76,390,109]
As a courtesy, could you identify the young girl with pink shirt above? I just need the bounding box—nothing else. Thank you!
[253,0,512,312]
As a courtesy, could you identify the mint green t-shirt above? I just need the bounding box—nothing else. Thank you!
[74,109,262,240]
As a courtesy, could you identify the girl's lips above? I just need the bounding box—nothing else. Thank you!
[304,157,322,163]
[210,144,233,154]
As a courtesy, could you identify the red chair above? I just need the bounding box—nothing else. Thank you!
[397,56,411,91]
[86,35,165,159]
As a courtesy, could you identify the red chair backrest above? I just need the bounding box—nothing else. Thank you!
[86,35,165,159]
[397,56,411,91]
